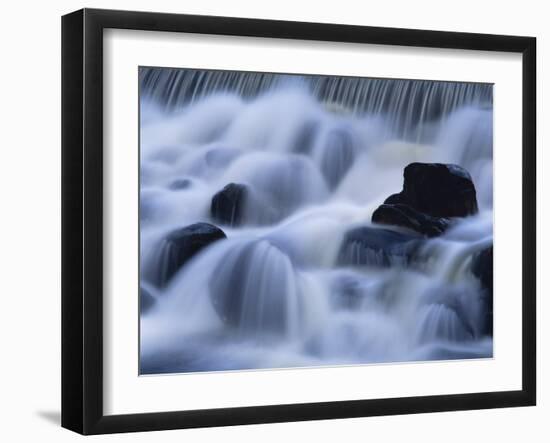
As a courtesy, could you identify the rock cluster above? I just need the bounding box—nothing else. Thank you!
[372,162,478,237]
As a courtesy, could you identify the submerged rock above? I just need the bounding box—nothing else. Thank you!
[472,246,493,292]
[372,203,451,237]
[338,226,423,267]
[140,287,156,313]
[188,147,241,179]
[292,120,319,154]
[385,162,478,218]
[320,128,355,189]
[168,178,192,190]
[418,287,477,342]
[153,222,227,287]
[210,183,248,226]
[209,240,301,336]
[330,274,371,310]
[471,245,493,336]
[244,154,328,224]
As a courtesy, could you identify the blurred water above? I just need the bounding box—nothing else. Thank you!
[139,69,493,374]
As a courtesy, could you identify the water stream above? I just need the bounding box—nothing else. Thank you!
[139,68,493,374]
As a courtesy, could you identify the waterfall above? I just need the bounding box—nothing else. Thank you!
[140,67,492,141]
[139,67,493,374]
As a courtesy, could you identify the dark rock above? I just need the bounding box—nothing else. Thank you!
[338,226,423,267]
[154,223,227,287]
[140,287,156,313]
[385,163,478,218]
[320,129,355,189]
[372,203,451,237]
[168,178,192,190]
[211,183,248,226]
[471,246,493,336]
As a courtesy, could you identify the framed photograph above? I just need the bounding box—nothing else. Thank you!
[62,8,536,435]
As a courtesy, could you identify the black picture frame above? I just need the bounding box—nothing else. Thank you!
[62,8,537,435]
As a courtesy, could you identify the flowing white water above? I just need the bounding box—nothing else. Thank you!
[139,70,493,374]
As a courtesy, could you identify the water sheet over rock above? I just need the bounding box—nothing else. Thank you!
[149,223,227,287]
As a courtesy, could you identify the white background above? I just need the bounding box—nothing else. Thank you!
[104,30,522,415]
[0,0,546,441]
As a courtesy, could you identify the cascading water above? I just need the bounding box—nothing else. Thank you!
[139,67,493,374]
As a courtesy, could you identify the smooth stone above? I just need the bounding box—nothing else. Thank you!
[372,203,451,237]
[210,183,248,227]
[154,222,227,287]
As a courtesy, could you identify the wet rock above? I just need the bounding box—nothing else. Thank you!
[211,183,248,226]
[471,246,493,336]
[372,203,451,237]
[385,162,478,218]
[154,222,227,287]
[338,226,423,267]
[140,287,156,313]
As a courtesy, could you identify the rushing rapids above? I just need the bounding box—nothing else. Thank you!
[139,68,493,374]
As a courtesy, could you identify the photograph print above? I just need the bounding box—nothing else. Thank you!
[138,67,494,375]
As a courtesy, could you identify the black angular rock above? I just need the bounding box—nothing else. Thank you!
[385,163,478,218]
[154,222,226,287]
[471,246,493,336]
[140,287,156,313]
[372,203,451,237]
[211,183,248,226]
[338,226,423,267]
